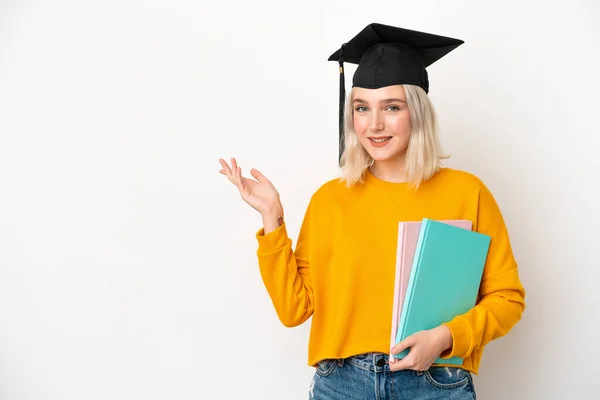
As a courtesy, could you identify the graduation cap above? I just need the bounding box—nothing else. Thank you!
[328,23,464,164]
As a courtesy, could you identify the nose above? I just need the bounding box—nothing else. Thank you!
[370,111,384,132]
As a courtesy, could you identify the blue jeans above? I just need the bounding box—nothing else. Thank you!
[309,353,476,400]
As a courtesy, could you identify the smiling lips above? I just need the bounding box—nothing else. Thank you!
[368,136,393,147]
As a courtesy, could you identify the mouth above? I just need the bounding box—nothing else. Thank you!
[368,136,393,143]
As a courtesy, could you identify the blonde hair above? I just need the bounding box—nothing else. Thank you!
[339,84,448,189]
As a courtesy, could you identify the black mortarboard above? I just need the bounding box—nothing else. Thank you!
[328,23,464,164]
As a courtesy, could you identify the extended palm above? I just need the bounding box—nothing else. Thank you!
[218,158,280,214]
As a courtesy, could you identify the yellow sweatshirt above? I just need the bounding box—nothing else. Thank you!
[255,167,525,374]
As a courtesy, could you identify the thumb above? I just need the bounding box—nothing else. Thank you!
[251,168,269,183]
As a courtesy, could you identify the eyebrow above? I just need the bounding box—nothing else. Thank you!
[353,98,407,104]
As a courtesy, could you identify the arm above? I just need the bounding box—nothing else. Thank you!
[440,183,526,359]
[217,157,314,327]
[255,198,314,327]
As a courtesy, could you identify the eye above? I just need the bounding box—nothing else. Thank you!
[386,105,401,112]
[355,106,368,113]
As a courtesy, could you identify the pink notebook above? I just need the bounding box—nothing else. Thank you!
[390,219,473,353]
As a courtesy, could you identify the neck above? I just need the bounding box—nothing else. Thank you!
[369,158,408,183]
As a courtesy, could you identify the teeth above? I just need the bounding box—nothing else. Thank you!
[370,137,391,143]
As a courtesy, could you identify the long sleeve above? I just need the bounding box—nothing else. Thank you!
[255,198,314,327]
[441,182,526,360]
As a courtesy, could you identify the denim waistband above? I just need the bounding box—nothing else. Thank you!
[344,352,391,372]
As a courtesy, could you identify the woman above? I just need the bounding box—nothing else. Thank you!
[219,23,525,400]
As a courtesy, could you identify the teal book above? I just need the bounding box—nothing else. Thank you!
[394,218,491,365]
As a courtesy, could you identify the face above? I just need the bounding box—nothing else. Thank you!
[352,85,412,162]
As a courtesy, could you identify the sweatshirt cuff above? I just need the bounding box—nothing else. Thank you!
[440,317,473,359]
[256,222,289,254]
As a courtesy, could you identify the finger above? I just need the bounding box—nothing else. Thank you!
[391,335,416,355]
[219,158,233,182]
[231,158,240,186]
[236,165,243,184]
[233,163,243,189]
[389,349,396,363]
[389,354,414,371]
[234,160,244,188]
[219,158,231,172]
[251,168,269,183]
[237,168,246,193]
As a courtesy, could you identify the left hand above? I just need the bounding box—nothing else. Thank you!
[389,325,453,371]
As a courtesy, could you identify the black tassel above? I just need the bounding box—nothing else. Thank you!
[338,43,346,166]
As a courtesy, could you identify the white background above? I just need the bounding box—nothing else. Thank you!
[1,0,598,399]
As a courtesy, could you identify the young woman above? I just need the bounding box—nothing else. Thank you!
[219,23,525,400]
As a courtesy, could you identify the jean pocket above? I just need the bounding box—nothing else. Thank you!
[424,366,471,389]
[315,359,338,377]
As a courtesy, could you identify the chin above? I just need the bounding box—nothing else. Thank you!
[370,153,399,162]
[365,147,406,162]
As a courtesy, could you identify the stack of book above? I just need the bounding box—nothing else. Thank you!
[390,218,491,365]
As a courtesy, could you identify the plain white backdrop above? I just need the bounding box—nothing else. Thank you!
[1,0,598,399]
